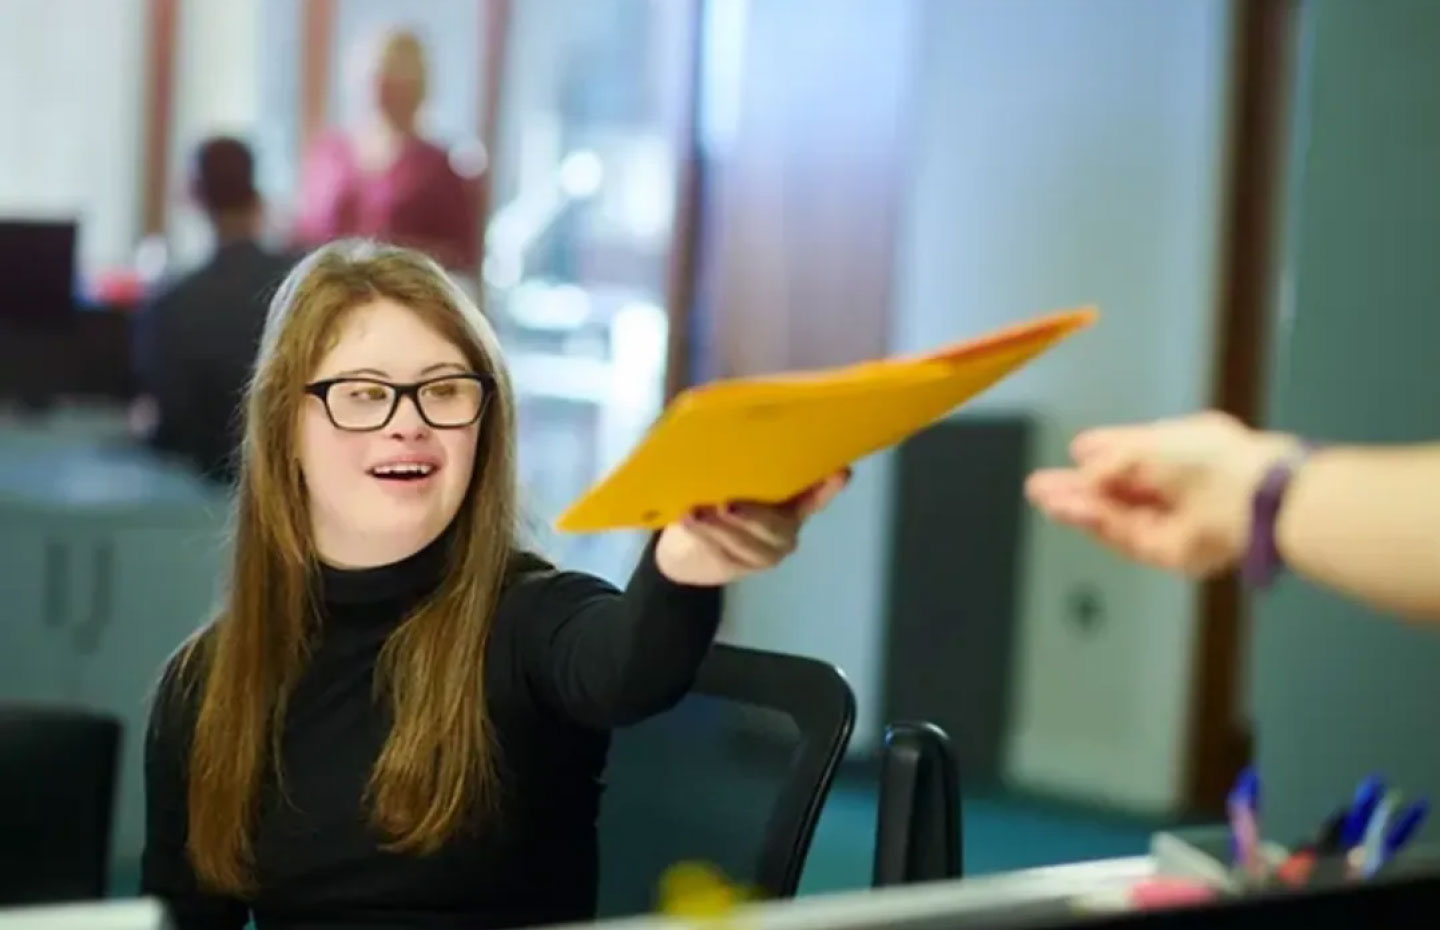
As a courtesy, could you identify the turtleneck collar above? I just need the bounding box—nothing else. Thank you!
[317,522,455,607]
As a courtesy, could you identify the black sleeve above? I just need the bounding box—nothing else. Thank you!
[517,537,724,729]
[140,659,250,930]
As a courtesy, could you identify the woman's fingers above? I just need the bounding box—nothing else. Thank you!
[683,509,786,570]
[1030,466,1199,569]
[1070,424,1148,465]
[672,469,850,578]
[791,469,851,519]
[1026,469,1105,528]
[711,503,798,551]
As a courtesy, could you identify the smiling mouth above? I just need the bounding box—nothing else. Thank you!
[368,463,438,482]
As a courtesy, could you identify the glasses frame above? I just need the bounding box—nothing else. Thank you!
[304,373,495,432]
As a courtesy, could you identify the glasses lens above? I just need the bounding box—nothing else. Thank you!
[326,380,397,430]
[418,376,485,427]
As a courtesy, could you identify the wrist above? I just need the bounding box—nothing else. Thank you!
[653,525,684,583]
[1234,432,1306,502]
[653,524,721,588]
[1239,435,1317,588]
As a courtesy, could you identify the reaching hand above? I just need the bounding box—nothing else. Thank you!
[654,470,852,586]
[1025,411,1300,577]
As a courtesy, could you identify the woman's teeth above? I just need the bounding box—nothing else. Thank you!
[370,463,436,479]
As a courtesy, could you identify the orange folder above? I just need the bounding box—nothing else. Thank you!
[554,306,1098,533]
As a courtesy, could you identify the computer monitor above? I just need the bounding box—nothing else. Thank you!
[0,220,77,329]
[0,899,170,930]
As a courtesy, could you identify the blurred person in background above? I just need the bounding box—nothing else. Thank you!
[292,27,482,272]
[1027,411,1440,621]
[131,136,298,485]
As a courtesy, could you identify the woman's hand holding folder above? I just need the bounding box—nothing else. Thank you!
[653,469,851,586]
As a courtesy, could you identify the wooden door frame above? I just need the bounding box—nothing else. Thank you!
[662,0,707,400]
[1184,0,1300,814]
[476,0,513,264]
[299,0,337,159]
[140,0,180,238]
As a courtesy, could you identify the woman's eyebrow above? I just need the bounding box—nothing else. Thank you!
[419,362,469,375]
[330,367,390,379]
[323,363,467,380]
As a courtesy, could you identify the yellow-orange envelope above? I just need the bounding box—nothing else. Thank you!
[555,306,1098,533]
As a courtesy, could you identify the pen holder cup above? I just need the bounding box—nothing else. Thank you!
[1151,827,1290,894]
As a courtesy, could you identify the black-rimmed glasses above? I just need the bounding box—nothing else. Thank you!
[304,374,493,432]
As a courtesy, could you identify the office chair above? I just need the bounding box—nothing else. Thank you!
[597,643,855,917]
[872,721,962,886]
[0,704,122,904]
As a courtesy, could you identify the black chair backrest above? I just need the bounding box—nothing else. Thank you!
[0,704,121,904]
[872,721,962,887]
[597,644,855,917]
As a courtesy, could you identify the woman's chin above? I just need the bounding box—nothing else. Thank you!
[334,508,454,559]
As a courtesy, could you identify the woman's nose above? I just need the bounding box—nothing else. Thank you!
[386,394,430,437]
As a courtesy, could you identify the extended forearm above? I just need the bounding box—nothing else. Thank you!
[533,541,723,729]
[1276,445,1440,620]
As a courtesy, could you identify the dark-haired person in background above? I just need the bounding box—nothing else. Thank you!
[131,137,299,484]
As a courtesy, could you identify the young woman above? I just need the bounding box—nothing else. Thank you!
[141,240,848,930]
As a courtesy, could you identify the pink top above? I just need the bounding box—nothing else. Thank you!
[293,132,480,271]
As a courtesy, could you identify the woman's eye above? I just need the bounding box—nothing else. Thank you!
[425,383,458,399]
[349,386,388,402]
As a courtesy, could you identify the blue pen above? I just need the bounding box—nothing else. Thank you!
[1358,791,1401,877]
[1341,774,1387,849]
[1374,799,1430,874]
[1228,766,1263,878]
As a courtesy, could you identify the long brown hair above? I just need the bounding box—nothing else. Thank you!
[176,241,521,893]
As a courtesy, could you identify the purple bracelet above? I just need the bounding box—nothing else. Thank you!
[1241,441,1319,588]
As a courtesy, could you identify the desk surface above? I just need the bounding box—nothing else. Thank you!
[0,899,169,930]
[0,446,219,514]
[0,860,1150,930]
[568,857,1155,930]
[0,414,224,517]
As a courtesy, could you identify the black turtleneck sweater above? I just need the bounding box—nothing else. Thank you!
[140,533,722,930]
